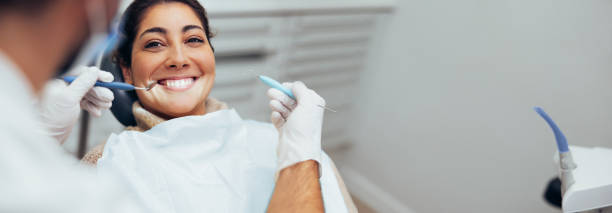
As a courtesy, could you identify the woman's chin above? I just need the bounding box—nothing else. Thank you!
[140,84,211,118]
[158,101,202,117]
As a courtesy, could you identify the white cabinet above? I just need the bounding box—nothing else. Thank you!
[210,12,389,149]
[209,17,284,121]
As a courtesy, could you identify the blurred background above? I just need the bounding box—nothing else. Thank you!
[62,0,612,212]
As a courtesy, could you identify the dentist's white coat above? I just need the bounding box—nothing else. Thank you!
[0,51,142,213]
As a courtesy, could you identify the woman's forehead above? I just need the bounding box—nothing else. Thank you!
[137,2,203,36]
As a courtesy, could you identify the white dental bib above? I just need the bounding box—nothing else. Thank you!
[97,109,347,213]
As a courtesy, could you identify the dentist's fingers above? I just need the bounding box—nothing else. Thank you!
[67,68,115,102]
[68,69,100,101]
[267,88,297,110]
[85,87,114,103]
[269,100,290,119]
[271,111,285,129]
[68,66,114,82]
[90,99,113,109]
[81,101,103,117]
[281,82,293,90]
[291,81,326,107]
[80,95,112,117]
[95,69,114,83]
[281,82,297,107]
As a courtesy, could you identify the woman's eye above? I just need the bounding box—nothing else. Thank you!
[145,41,163,49]
[187,37,204,43]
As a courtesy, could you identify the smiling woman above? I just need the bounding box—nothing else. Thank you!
[116,0,216,119]
[80,0,357,212]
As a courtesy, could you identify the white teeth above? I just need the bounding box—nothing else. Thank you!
[165,78,193,89]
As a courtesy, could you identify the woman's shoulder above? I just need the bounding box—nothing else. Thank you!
[80,141,107,166]
[80,125,145,166]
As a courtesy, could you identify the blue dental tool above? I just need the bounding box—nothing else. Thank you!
[534,106,576,195]
[534,107,569,153]
[259,75,295,99]
[258,75,336,112]
[62,76,155,91]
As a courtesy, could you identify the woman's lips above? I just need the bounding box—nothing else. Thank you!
[157,77,198,91]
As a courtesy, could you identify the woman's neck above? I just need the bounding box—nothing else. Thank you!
[143,102,207,121]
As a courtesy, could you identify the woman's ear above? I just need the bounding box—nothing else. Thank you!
[121,65,133,84]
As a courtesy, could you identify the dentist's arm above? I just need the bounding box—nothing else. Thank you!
[39,66,114,144]
[268,160,323,212]
[266,82,325,213]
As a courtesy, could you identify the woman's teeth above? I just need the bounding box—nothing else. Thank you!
[163,78,194,89]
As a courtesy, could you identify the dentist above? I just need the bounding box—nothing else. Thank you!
[0,0,146,212]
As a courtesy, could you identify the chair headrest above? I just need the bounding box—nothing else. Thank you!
[99,50,138,127]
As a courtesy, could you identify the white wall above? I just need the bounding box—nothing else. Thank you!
[336,0,612,212]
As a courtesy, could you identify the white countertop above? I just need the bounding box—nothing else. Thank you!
[119,0,395,17]
[204,0,395,17]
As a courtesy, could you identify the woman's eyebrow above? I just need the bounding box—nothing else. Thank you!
[139,27,166,38]
[183,25,203,33]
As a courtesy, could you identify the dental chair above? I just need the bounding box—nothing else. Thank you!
[75,47,138,158]
[544,177,562,208]
[99,50,138,127]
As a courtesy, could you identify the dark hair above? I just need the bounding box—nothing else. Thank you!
[114,0,214,68]
[0,0,53,13]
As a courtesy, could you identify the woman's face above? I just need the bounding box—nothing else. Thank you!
[122,2,215,119]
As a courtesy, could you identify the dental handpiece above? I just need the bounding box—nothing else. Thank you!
[534,107,577,195]
[62,76,156,91]
[258,75,336,112]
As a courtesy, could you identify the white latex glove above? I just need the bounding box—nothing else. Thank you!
[40,66,114,143]
[267,81,325,174]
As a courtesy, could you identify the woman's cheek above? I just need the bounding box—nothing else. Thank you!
[133,53,162,84]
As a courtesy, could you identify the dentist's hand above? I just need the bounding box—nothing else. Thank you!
[267,81,325,173]
[40,66,114,144]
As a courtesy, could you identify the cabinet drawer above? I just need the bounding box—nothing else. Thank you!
[289,45,367,64]
[211,17,278,36]
[292,30,372,47]
[210,17,282,56]
[287,57,364,76]
[296,14,377,30]
[215,59,267,85]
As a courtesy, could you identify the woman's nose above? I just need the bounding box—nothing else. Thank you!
[166,46,189,70]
